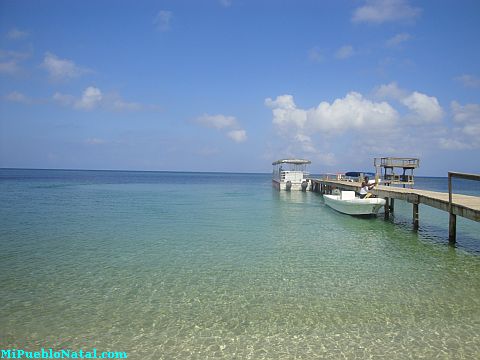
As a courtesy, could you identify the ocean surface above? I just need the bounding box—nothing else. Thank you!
[1,169,479,359]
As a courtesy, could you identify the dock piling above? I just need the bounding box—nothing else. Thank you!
[449,213,457,244]
[384,197,390,220]
[413,203,419,231]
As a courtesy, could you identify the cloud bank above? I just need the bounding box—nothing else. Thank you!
[265,92,398,136]
[264,83,475,167]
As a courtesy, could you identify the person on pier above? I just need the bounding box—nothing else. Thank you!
[359,176,375,199]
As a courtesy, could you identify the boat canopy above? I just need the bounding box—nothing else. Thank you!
[345,171,375,178]
[272,159,311,166]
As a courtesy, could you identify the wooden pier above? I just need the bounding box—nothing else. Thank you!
[309,172,480,244]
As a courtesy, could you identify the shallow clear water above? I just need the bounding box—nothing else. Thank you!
[1,170,479,359]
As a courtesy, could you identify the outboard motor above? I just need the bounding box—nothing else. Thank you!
[301,181,308,192]
[285,180,292,191]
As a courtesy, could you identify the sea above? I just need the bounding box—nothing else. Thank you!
[1,169,479,359]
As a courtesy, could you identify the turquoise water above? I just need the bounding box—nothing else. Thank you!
[1,169,479,359]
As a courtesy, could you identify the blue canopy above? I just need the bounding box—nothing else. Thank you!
[345,171,375,178]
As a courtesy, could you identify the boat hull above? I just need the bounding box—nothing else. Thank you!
[272,179,308,191]
[323,194,386,215]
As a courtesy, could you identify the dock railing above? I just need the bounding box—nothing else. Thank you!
[448,172,480,243]
[374,157,420,168]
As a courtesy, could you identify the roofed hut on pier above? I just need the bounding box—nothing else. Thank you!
[374,157,419,187]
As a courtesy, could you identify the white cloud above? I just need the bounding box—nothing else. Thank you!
[445,101,480,148]
[265,92,400,167]
[264,89,464,168]
[462,122,480,137]
[265,95,307,130]
[154,10,173,32]
[75,87,102,110]
[195,113,247,143]
[4,91,31,104]
[6,28,29,40]
[196,114,238,129]
[335,45,354,59]
[294,133,317,153]
[352,0,421,24]
[401,91,444,123]
[374,81,406,100]
[267,86,478,168]
[227,129,247,143]
[41,52,90,81]
[375,82,444,123]
[386,32,411,47]
[266,92,398,136]
[53,87,153,112]
[454,74,480,88]
[436,101,480,150]
[309,92,399,132]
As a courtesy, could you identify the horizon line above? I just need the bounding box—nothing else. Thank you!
[0,167,456,178]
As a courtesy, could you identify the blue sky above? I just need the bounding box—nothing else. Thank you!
[1,0,479,175]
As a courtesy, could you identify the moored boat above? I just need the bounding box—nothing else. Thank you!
[324,191,386,216]
[272,159,311,191]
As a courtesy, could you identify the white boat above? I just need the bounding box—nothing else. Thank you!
[323,191,386,216]
[272,159,311,191]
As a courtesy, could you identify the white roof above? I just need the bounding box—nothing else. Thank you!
[272,159,311,165]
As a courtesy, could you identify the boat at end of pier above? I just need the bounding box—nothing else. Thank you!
[272,159,311,191]
[324,190,386,216]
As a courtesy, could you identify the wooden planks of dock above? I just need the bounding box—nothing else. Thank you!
[309,178,480,243]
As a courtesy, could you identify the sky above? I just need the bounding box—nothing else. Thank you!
[1,0,479,175]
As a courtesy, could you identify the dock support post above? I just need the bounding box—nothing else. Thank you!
[449,213,456,244]
[448,172,456,244]
[384,197,390,220]
[390,198,395,213]
[413,203,419,231]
